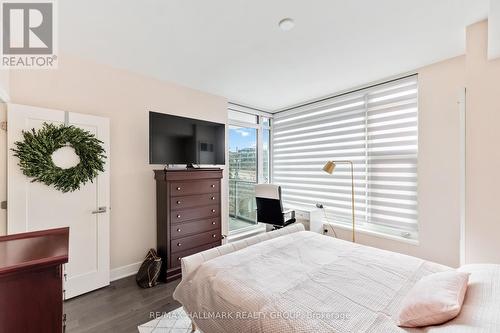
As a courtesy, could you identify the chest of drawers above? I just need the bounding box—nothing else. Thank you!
[154,168,223,282]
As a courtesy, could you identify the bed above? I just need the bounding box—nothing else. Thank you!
[173,224,500,333]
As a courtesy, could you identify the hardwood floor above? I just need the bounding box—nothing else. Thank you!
[64,276,181,333]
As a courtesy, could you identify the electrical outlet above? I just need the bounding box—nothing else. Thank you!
[322,223,337,238]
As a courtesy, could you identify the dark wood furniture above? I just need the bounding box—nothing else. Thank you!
[0,227,69,333]
[155,168,223,282]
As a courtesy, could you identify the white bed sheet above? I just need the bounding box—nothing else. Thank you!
[173,229,500,333]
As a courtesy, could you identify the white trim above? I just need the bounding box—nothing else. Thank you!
[110,261,142,282]
[323,221,419,246]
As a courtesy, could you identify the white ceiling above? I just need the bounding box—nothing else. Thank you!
[59,0,489,111]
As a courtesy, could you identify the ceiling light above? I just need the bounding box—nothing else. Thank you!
[279,18,295,31]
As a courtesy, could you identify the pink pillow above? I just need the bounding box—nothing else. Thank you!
[398,271,470,327]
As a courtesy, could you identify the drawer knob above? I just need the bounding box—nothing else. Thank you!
[177,243,182,247]
[176,187,181,191]
[176,200,181,204]
[177,228,181,232]
[212,221,216,225]
[211,196,215,200]
[212,234,217,238]
[177,214,181,218]
[211,209,216,213]
[211,184,215,188]
[177,257,181,261]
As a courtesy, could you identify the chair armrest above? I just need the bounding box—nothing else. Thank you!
[282,209,295,219]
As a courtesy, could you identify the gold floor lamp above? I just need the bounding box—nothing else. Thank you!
[322,160,356,242]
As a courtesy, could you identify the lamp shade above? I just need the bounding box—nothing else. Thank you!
[322,161,336,174]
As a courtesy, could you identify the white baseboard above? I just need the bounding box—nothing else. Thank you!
[110,261,142,282]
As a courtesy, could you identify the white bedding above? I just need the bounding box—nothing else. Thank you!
[173,227,500,333]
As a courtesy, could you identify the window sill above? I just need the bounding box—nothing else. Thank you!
[323,221,420,246]
[227,224,266,243]
[225,217,418,246]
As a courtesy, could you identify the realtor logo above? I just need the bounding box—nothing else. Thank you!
[1,0,57,68]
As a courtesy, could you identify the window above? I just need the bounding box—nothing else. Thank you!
[272,75,418,239]
[229,125,257,229]
[228,105,273,233]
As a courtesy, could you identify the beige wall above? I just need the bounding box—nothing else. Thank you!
[465,21,500,264]
[5,54,228,272]
[333,56,465,268]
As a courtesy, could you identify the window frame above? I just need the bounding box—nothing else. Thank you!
[228,104,273,236]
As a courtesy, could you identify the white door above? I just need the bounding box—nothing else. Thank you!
[7,104,110,298]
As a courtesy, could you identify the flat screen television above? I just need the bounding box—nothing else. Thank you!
[149,112,225,166]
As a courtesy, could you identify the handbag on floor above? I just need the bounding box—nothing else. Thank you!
[136,249,162,288]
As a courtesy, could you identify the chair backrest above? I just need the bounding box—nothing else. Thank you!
[255,184,285,226]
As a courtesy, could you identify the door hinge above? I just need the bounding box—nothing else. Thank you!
[0,201,6,210]
[0,121,6,131]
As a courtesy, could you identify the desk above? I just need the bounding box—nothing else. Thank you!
[284,205,323,233]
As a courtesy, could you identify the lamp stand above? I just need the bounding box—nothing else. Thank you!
[348,161,355,243]
[323,160,356,242]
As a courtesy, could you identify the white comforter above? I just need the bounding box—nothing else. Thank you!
[173,229,500,333]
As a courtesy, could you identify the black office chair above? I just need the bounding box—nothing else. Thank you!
[255,184,296,229]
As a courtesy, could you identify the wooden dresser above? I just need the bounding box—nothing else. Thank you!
[154,168,223,282]
[0,227,69,333]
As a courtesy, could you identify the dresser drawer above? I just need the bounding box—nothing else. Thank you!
[169,241,221,269]
[170,180,220,197]
[171,204,219,223]
[171,218,220,239]
[171,193,220,210]
[171,230,222,254]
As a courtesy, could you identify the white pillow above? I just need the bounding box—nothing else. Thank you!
[398,271,470,327]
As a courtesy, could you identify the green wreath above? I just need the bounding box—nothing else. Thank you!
[12,122,106,193]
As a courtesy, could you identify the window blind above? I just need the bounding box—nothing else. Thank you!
[272,75,418,237]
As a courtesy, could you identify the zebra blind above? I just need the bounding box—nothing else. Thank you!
[272,75,418,237]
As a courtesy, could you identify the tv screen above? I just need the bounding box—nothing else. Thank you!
[149,112,225,165]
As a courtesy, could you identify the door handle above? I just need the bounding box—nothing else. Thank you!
[91,206,107,214]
